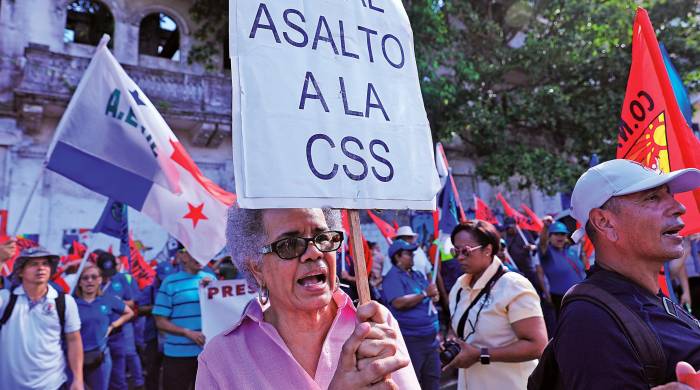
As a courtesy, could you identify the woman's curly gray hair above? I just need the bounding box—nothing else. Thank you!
[226,207,342,291]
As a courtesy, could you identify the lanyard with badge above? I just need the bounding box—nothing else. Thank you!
[451,267,507,340]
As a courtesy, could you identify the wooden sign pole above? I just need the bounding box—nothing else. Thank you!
[347,209,371,305]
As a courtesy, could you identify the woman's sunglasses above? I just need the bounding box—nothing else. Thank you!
[450,244,483,258]
[260,231,344,260]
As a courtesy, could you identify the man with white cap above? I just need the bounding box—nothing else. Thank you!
[382,226,433,278]
[529,159,700,389]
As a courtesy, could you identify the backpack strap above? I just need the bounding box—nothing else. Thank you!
[55,292,66,337]
[0,293,18,332]
[562,282,666,387]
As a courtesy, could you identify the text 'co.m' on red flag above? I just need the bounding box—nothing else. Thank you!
[617,8,700,235]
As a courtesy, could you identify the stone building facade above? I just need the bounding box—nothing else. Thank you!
[0,0,560,258]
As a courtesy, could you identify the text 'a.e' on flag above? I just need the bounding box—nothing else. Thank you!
[616,8,700,236]
[45,38,236,264]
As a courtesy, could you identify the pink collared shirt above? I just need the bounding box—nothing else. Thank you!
[195,291,420,389]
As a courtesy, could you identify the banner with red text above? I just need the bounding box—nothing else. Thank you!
[199,279,257,343]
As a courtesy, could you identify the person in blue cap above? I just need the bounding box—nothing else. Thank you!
[74,262,134,390]
[381,239,440,390]
[94,249,140,390]
[537,218,585,315]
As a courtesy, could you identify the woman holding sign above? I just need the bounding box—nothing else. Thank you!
[195,207,420,389]
[442,220,547,389]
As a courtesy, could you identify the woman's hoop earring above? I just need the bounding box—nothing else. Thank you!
[258,285,269,305]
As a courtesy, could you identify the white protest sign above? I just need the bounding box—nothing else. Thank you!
[199,279,256,343]
[229,0,441,209]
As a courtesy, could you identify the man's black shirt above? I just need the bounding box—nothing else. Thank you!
[554,265,700,389]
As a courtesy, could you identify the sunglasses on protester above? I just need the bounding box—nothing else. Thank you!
[80,274,101,281]
[450,244,483,258]
[260,231,344,260]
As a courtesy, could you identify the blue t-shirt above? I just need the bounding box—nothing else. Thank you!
[381,265,438,337]
[152,271,209,357]
[554,266,700,388]
[135,283,158,343]
[440,258,463,294]
[539,245,585,295]
[76,294,125,352]
[102,272,136,354]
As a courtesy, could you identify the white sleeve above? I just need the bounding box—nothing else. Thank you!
[63,294,81,333]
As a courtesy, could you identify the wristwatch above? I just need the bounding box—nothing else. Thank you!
[480,347,490,365]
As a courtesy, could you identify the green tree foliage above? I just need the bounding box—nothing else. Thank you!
[188,0,228,70]
[189,0,700,194]
[411,0,700,194]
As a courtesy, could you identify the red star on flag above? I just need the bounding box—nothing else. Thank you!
[183,202,208,228]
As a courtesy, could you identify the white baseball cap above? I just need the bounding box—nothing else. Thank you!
[571,159,700,242]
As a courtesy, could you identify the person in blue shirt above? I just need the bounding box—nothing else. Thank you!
[381,239,440,390]
[537,220,585,316]
[122,270,146,390]
[153,247,212,390]
[75,263,134,390]
[95,250,141,390]
[135,279,160,390]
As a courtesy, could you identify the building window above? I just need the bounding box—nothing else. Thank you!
[64,0,114,46]
[139,13,180,61]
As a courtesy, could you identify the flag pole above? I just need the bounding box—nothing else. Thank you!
[429,238,440,314]
[340,238,347,273]
[347,209,371,304]
[69,236,92,294]
[436,144,467,223]
[11,168,44,236]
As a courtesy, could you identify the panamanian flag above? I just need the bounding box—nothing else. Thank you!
[46,37,236,264]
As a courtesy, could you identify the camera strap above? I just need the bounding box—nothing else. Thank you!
[455,266,506,339]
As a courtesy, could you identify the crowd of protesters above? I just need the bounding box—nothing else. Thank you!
[3,160,700,389]
[0,237,237,390]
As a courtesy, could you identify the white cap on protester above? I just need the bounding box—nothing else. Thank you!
[393,226,418,238]
[570,159,700,242]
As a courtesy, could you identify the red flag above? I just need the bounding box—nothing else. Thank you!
[0,209,7,239]
[52,276,70,293]
[474,195,499,225]
[520,204,544,232]
[1,235,39,276]
[366,210,396,244]
[496,193,540,232]
[128,237,156,289]
[617,8,700,235]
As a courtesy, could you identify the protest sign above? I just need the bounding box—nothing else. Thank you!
[229,0,441,210]
[199,279,257,343]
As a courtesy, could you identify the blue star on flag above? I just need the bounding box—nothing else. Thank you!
[130,90,146,106]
